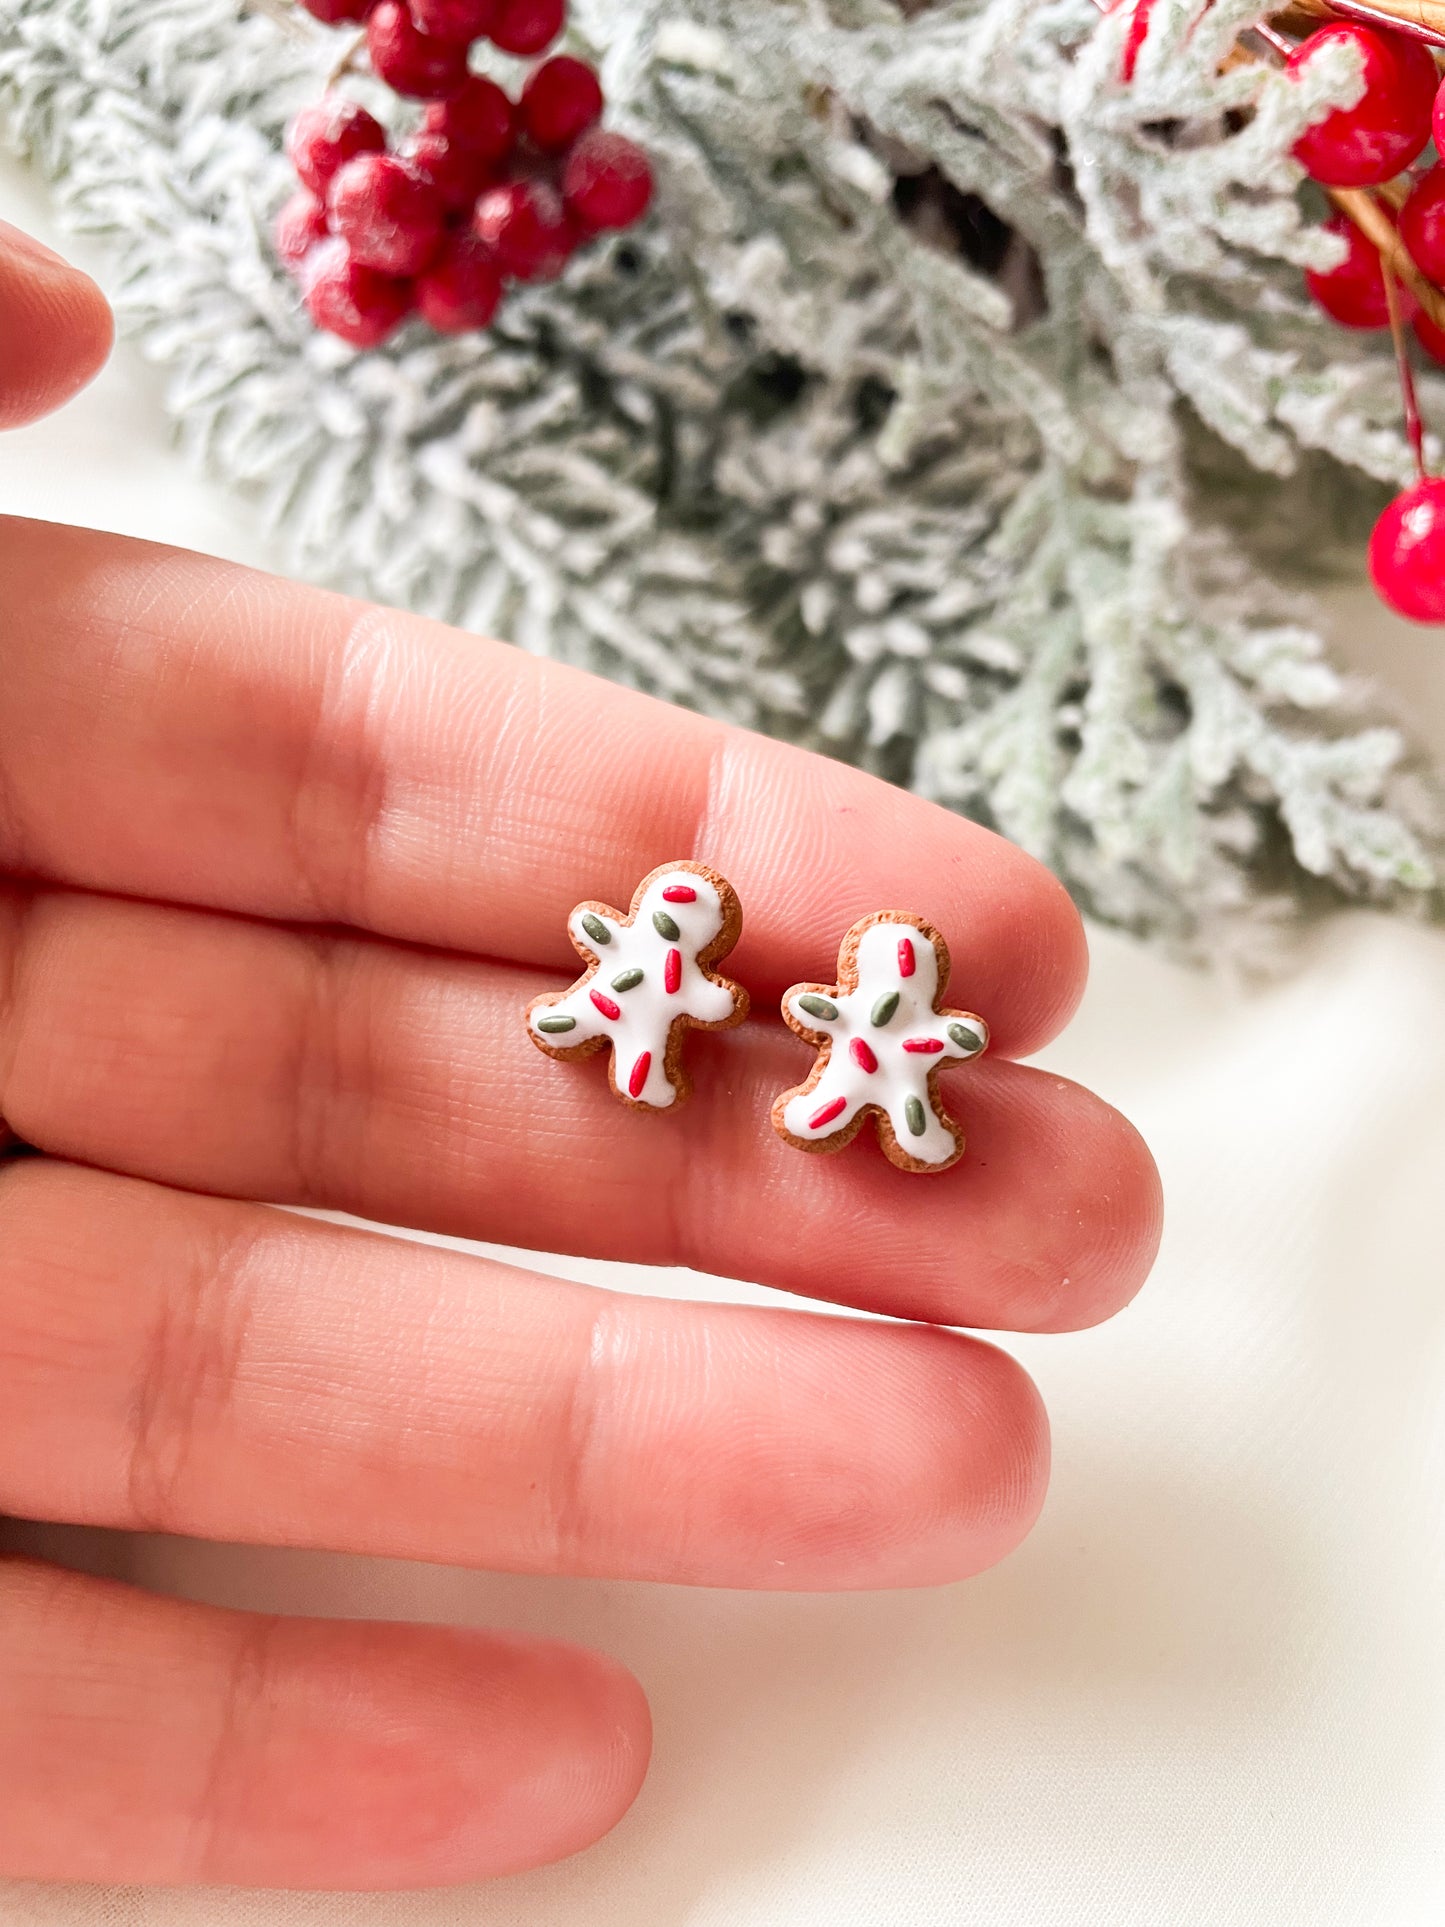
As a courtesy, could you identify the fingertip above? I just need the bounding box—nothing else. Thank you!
[722,1319,1051,1591]
[1011,1078,1164,1333]
[990,848,1090,1057]
[891,1328,1051,1586]
[834,1062,1162,1336]
[925,827,1090,1059]
[717,741,1087,1060]
[485,1632,654,1872]
[233,1620,653,1888]
[0,223,113,429]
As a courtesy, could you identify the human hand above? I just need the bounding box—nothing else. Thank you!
[0,222,1161,1890]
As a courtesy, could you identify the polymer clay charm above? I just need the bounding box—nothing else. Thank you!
[526,861,749,1110]
[772,913,988,1173]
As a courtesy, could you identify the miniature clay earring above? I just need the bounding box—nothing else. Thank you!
[772,912,989,1173]
[525,861,749,1110]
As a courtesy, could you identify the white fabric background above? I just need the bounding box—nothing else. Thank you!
[2,154,1445,1927]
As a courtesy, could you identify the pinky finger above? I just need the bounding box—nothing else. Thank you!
[0,1557,649,1890]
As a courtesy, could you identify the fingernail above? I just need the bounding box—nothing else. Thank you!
[0,219,72,271]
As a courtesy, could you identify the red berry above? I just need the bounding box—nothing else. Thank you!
[409,0,495,42]
[473,179,574,280]
[487,0,564,57]
[328,152,445,275]
[402,129,492,212]
[298,0,374,23]
[366,0,471,97]
[1414,310,1445,364]
[562,129,654,232]
[303,241,415,348]
[1369,477,1445,622]
[423,75,514,163]
[520,55,604,152]
[274,190,330,273]
[417,232,505,331]
[1400,163,1445,286]
[1304,213,1418,329]
[285,97,386,199]
[1288,26,1435,188]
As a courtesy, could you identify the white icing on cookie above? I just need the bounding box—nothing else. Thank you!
[527,864,746,1109]
[776,915,987,1168]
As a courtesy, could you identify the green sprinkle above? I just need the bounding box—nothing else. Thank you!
[536,1014,577,1034]
[871,990,900,1027]
[581,913,611,946]
[798,995,839,1022]
[904,1095,927,1137]
[948,1023,985,1055]
[611,968,644,992]
[652,910,681,941]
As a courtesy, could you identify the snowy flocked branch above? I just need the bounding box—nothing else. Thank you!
[0,0,1439,950]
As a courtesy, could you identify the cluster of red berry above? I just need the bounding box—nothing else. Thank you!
[1287,20,1445,622]
[275,0,653,349]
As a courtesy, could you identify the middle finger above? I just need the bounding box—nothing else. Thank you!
[0,886,1160,1333]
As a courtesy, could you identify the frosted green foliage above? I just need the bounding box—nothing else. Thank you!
[1,0,1439,948]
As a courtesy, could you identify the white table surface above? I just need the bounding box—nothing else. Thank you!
[3,153,1445,1927]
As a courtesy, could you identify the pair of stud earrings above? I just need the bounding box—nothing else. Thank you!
[524,860,989,1174]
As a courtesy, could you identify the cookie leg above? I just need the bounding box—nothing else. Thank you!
[883,1094,962,1169]
[779,1079,860,1150]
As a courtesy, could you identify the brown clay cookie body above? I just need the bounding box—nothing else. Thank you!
[772,912,988,1173]
[526,861,748,1110]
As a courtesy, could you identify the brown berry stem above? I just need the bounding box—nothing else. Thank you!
[1251,19,1297,57]
[1288,0,1445,52]
[327,28,366,88]
[1329,184,1445,330]
[240,0,308,35]
[1382,264,1429,479]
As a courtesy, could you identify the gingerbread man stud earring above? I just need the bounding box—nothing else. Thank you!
[772,913,988,1173]
[526,862,749,1110]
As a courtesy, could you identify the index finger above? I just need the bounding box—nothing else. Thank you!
[0,520,1085,1055]
[0,224,112,429]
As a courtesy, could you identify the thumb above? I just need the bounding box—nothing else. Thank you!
[0,219,113,431]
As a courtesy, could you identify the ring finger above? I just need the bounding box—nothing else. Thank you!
[0,1158,1047,1588]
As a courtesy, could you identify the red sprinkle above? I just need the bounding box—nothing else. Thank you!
[664,947,682,994]
[809,1095,848,1130]
[590,989,621,1020]
[628,1051,651,1098]
[902,1036,944,1054]
[662,884,697,902]
[898,937,916,978]
[850,1038,878,1074]
[1119,0,1161,84]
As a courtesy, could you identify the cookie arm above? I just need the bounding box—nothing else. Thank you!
[569,907,624,958]
[937,1013,990,1062]
[784,989,842,1034]
[528,984,610,1049]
